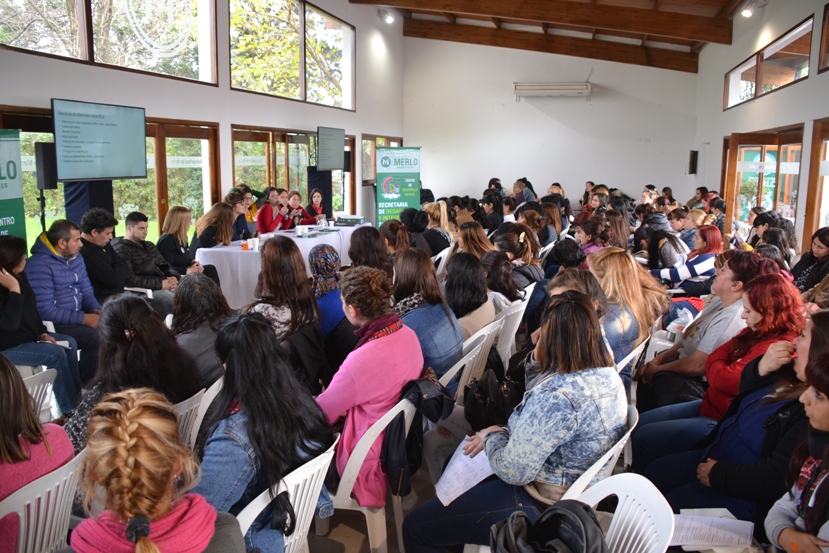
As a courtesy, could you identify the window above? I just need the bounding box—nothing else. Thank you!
[724,18,812,109]
[232,127,356,213]
[230,1,355,109]
[820,3,829,73]
[361,135,403,184]
[1,0,216,82]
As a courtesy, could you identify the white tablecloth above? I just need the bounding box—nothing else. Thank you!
[195,225,368,309]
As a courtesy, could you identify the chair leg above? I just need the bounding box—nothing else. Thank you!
[393,495,405,553]
[363,507,389,553]
[314,513,329,536]
[623,440,632,470]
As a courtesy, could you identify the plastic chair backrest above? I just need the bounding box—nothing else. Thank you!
[236,435,340,553]
[173,389,205,449]
[336,399,416,501]
[494,299,530,366]
[561,405,639,500]
[189,377,224,449]
[615,338,649,375]
[457,318,504,401]
[42,321,56,333]
[576,472,674,553]
[439,334,486,387]
[539,242,554,263]
[523,282,537,300]
[0,449,87,553]
[433,244,454,276]
[23,369,57,424]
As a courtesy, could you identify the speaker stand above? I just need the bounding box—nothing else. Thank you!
[40,189,46,234]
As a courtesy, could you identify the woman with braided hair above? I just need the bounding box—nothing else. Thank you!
[68,388,245,553]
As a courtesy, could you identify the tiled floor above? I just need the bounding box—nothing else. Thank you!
[308,469,437,553]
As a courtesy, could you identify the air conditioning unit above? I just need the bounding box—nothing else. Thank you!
[513,82,592,97]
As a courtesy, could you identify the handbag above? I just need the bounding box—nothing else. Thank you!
[463,367,523,431]
[490,501,610,553]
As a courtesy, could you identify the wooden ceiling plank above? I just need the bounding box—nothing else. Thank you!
[403,18,698,73]
[718,0,744,18]
[492,17,502,28]
[442,12,456,23]
[349,0,732,44]
[541,22,550,33]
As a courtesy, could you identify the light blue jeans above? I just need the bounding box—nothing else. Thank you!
[3,333,81,414]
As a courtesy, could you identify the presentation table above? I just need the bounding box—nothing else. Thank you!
[195,225,368,309]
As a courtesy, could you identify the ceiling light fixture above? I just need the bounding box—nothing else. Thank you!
[741,5,753,17]
[378,8,395,24]
[741,0,768,18]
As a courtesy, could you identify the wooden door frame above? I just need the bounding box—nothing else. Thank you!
[803,117,829,242]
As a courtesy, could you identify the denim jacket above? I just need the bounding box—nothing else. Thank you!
[484,366,626,489]
[193,411,333,553]
[401,302,463,379]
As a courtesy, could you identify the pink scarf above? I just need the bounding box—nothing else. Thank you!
[71,494,217,553]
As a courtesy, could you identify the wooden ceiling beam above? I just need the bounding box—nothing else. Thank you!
[541,22,550,33]
[492,17,502,29]
[443,12,456,23]
[350,0,732,44]
[403,18,699,73]
[718,0,744,18]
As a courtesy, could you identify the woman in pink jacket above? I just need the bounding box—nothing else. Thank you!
[316,266,423,507]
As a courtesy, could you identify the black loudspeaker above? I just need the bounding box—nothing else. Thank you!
[343,151,352,173]
[307,167,333,217]
[64,181,114,227]
[35,142,58,190]
[689,150,699,175]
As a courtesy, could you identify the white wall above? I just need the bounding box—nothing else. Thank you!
[693,0,829,240]
[403,38,698,201]
[1,0,404,217]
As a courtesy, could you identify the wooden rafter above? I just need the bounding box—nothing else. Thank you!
[349,0,732,44]
[403,18,699,72]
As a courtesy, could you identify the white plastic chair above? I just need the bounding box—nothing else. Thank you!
[561,405,639,500]
[237,435,340,553]
[23,369,57,424]
[523,281,537,301]
[42,321,56,333]
[457,318,505,401]
[124,286,154,298]
[615,338,649,375]
[577,473,674,553]
[433,244,454,276]
[165,314,173,328]
[314,399,417,553]
[173,388,205,449]
[0,449,87,553]
[189,377,224,449]
[539,242,555,263]
[494,298,530,366]
[439,334,486,388]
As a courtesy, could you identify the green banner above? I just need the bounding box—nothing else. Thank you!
[376,147,420,226]
[0,130,26,246]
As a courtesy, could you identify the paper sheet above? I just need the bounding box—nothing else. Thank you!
[670,515,754,548]
[435,440,495,506]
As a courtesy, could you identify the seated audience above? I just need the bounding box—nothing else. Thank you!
[225,191,253,241]
[792,227,829,292]
[283,191,317,229]
[393,248,463,379]
[588,247,669,385]
[518,208,553,246]
[306,187,331,220]
[316,267,423,507]
[447,196,474,228]
[645,311,828,541]
[651,224,722,291]
[257,187,289,234]
[27,219,100,382]
[635,226,690,270]
[635,203,671,232]
[494,223,543,288]
[632,273,805,472]
[574,215,609,255]
[157,205,220,284]
[710,198,727,237]
[0,236,82,414]
[399,208,433,256]
[422,201,453,254]
[379,219,410,261]
[544,238,586,278]
[668,207,696,250]
[541,200,564,241]
[639,251,777,412]
[310,244,345,336]
[191,202,236,251]
[756,244,793,279]
[404,291,626,551]
[348,226,393,278]
[502,197,517,223]
[488,178,504,198]
[72,388,245,553]
[765,352,829,551]
[64,294,201,453]
[512,178,536,204]
[481,250,524,313]
[759,228,793,269]
[234,183,259,228]
[112,211,179,311]
[247,236,319,340]
[481,193,504,230]
[172,274,233,389]
[195,313,333,553]
[454,221,495,259]
[604,208,629,249]
[78,208,130,304]
[589,192,610,213]
[445,253,496,340]
[0,354,73,553]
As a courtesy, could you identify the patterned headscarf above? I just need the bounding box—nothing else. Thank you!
[309,244,340,298]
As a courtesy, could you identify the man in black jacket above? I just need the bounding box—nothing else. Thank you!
[79,208,170,317]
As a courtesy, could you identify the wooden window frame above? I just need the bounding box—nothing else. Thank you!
[802,117,829,243]
[820,3,829,74]
[361,134,404,186]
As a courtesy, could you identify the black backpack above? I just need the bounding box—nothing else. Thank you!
[490,500,609,553]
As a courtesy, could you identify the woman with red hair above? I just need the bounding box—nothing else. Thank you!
[633,273,805,472]
[651,224,722,291]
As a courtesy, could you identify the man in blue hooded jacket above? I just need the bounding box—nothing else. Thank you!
[27,219,101,382]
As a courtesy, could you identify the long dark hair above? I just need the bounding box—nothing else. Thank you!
[91,294,201,404]
[445,252,488,319]
[393,248,445,305]
[172,273,234,336]
[206,312,333,533]
[480,250,523,302]
[640,228,687,270]
[348,226,393,278]
[0,353,47,463]
[762,228,792,266]
[0,235,26,273]
[250,236,320,333]
[379,220,410,253]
